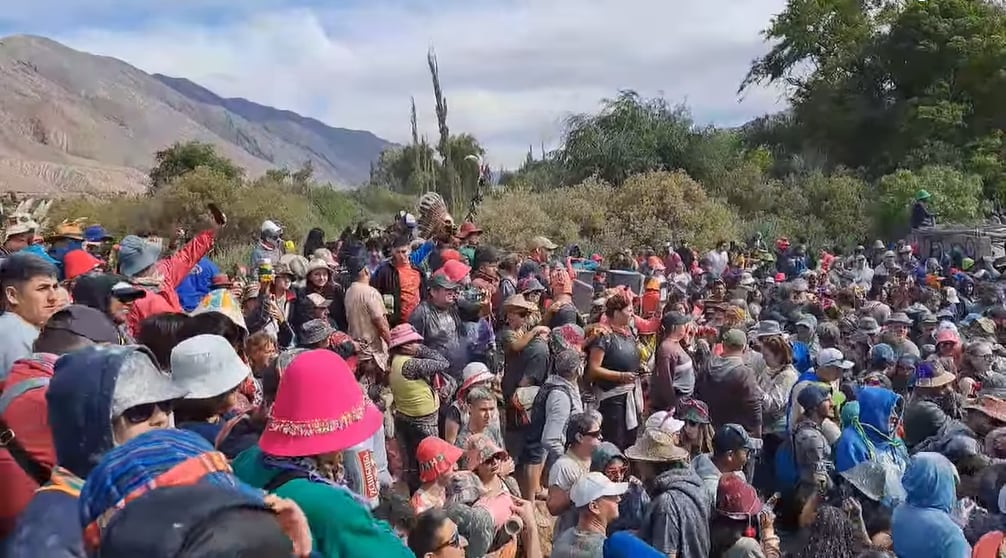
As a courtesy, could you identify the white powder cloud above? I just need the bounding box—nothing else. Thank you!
[26,0,790,167]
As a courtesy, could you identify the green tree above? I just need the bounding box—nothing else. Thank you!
[148,141,244,191]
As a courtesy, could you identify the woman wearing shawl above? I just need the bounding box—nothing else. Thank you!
[587,291,643,450]
[891,452,972,557]
[232,350,412,557]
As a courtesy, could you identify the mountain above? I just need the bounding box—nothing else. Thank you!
[0,35,393,194]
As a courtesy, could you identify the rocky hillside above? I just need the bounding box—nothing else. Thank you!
[0,35,392,194]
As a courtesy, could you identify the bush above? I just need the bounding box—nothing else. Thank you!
[48,169,410,256]
[875,165,984,238]
[479,171,739,257]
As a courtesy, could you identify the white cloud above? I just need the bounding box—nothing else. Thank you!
[47,0,789,167]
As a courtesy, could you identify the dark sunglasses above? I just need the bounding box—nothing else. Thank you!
[122,400,175,424]
[433,528,463,551]
[582,429,603,439]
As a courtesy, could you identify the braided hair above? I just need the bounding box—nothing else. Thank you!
[796,505,864,558]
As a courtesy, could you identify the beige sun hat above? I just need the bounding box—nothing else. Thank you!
[624,428,689,463]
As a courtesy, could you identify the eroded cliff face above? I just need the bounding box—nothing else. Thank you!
[0,35,391,195]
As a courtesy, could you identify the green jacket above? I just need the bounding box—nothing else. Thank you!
[232,445,411,558]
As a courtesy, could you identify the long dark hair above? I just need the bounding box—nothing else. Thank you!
[708,515,748,557]
[796,505,863,558]
[303,228,325,258]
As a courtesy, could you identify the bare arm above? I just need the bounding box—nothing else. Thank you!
[587,346,627,384]
[545,485,570,517]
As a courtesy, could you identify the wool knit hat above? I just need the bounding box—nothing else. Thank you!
[259,350,381,457]
[79,429,260,550]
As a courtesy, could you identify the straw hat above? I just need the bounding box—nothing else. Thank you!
[502,295,536,312]
[913,360,956,389]
[965,396,1006,424]
[624,429,689,463]
[259,350,381,457]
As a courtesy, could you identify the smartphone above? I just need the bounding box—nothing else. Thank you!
[208,203,227,226]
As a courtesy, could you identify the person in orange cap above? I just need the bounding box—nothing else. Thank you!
[412,436,464,514]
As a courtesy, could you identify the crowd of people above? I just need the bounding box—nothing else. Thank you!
[0,191,1005,558]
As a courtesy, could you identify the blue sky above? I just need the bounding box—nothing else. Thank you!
[0,0,790,167]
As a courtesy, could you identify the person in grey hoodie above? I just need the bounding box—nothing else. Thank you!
[692,424,761,504]
[695,329,763,438]
[625,428,711,558]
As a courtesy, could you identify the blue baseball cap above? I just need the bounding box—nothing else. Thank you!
[84,225,113,243]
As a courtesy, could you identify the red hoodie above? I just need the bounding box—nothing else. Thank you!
[0,354,58,539]
[125,228,216,336]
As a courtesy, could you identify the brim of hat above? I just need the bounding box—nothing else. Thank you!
[916,373,957,388]
[123,375,189,415]
[301,327,337,346]
[859,327,881,335]
[623,437,689,462]
[754,330,785,338]
[260,401,382,457]
[820,359,853,369]
[111,283,148,301]
[458,371,494,395]
[887,319,913,326]
[503,301,536,312]
[389,332,424,349]
[178,362,250,400]
[574,481,630,507]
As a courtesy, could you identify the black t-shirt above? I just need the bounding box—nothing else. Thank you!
[590,331,640,392]
[499,327,550,400]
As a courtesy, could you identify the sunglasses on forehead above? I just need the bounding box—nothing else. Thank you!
[121,400,175,424]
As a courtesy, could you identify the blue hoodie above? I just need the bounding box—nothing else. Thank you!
[834,387,907,473]
[6,347,126,557]
[891,452,971,558]
[175,257,219,312]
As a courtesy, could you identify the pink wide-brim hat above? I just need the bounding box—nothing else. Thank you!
[259,350,382,457]
[388,323,424,350]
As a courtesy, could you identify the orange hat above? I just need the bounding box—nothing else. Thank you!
[417,436,464,483]
[646,256,665,272]
[62,249,102,281]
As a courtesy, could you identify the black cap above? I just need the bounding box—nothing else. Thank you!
[43,304,120,344]
[661,311,692,329]
[712,424,763,455]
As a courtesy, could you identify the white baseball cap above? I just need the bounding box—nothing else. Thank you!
[569,472,629,507]
[817,347,854,370]
[261,220,283,235]
[645,410,684,436]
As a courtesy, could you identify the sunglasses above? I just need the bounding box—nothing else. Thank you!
[604,465,628,477]
[433,528,463,551]
[121,400,175,424]
[582,429,603,439]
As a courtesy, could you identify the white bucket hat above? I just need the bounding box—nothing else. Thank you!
[170,334,250,399]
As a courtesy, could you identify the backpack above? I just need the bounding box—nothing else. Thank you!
[774,421,818,492]
[522,382,575,445]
